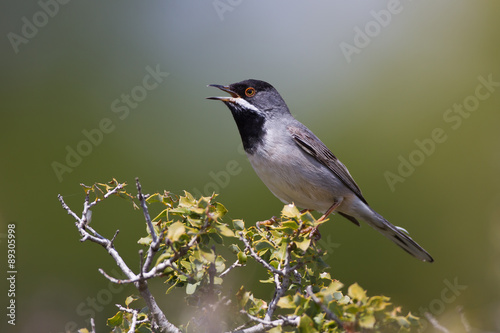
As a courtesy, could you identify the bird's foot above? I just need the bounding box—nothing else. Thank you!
[256,216,277,229]
[301,225,322,241]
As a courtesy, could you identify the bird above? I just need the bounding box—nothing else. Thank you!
[207,79,433,262]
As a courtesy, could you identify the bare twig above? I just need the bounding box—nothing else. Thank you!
[424,312,450,333]
[229,311,300,333]
[239,232,283,276]
[219,259,242,278]
[58,194,82,222]
[457,306,472,333]
[264,242,292,321]
[109,230,119,247]
[59,181,182,333]
[90,317,96,333]
[136,178,158,244]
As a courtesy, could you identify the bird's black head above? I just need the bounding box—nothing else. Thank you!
[207,79,290,118]
[207,79,290,154]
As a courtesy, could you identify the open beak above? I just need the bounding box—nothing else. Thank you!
[207,84,239,101]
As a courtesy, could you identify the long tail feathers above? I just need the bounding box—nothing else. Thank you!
[363,209,434,262]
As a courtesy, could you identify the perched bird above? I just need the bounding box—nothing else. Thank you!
[208,79,433,262]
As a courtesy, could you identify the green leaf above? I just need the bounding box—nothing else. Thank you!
[169,207,191,215]
[145,193,162,204]
[106,311,123,327]
[348,283,367,302]
[337,295,351,305]
[393,315,411,327]
[277,295,296,309]
[167,221,185,242]
[93,184,105,201]
[186,282,199,295]
[254,240,275,252]
[368,295,391,311]
[155,252,173,266]
[216,223,234,237]
[180,191,196,207]
[137,235,152,246]
[295,237,311,252]
[279,220,300,231]
[259,276,274,284]
[233,219,245,231]
[213,202,228,219]
[237,251,247,264]
[359,313,376,329]
[282,203,301,218]
[318,280,343,297]
[298,314,317,333]
[125,295,139,307]
[228,244,241,254]
[406,312,421,326]
[270,242,287,262]
[199,246,216,262]
[152,209,169,221]
[209,232,224,244]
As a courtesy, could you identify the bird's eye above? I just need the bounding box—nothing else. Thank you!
[245,87,256,97]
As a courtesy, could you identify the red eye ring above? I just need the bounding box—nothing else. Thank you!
[245,87,256,97]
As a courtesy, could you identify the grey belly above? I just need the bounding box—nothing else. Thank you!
[247,150,352,213]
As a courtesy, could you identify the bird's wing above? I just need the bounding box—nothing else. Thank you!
[288,125,368,204]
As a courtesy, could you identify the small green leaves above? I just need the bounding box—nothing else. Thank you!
[348,282,367,302]
[76,180,423,333]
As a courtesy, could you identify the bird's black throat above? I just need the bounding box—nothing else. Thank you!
[228,106,266,155]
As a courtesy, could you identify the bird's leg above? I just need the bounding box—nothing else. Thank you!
[309,199,343,240]
[318,199,342,222]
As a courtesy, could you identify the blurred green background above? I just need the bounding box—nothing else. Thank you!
[1,1,499,332]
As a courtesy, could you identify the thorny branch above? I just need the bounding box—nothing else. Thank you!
[60,179,428,333]
[239,232,284,276]
[58,180,181,333]
[116,304,148,333]
[230,231,301,332]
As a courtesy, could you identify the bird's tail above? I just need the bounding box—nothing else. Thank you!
[360,208,434,262]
